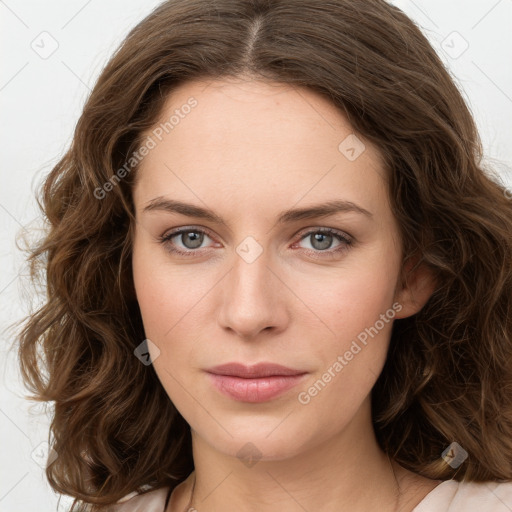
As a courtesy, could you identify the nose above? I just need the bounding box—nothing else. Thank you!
[217,245,289,340]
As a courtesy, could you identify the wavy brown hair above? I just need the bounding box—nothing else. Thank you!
[14,0,512,509]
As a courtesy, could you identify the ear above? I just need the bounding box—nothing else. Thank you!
[393,254,437,319]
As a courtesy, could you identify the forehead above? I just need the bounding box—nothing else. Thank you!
[134,78,389,219]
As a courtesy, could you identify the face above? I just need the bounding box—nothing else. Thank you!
[131,77,428,461]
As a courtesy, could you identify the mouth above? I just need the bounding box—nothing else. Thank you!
[205,362,308,402]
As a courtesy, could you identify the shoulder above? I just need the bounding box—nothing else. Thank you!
[110,471,194,512]
[109,485,170,512]
[413,479,512,511]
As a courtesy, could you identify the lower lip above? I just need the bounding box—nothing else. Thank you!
[206,372,308,403]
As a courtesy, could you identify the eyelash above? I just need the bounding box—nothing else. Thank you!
[158,226,353,260]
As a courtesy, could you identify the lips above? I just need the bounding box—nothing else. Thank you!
[205,362,308,402]
[206,362,306,378]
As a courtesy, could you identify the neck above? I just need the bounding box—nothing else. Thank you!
[178,398,426,512]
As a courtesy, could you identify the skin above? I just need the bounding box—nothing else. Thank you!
[131,77,441,512]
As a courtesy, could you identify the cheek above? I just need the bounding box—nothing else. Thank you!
[131,247,196,400]
[290,246,400,393]
[132,239,205,340]
[131,239,219,396]
[293,253,400,342]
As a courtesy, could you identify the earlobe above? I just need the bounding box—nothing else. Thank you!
[393,257,437,319]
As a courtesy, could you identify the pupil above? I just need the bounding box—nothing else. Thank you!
[312,233,332,250]
[184,231,203,249]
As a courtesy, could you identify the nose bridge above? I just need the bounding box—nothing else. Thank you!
[232,238,269,295]
[218,235,285,338]
[230,237,274,309]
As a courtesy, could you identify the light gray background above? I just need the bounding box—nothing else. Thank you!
[1,1,511,510]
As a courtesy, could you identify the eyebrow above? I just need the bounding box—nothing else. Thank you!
[142,197,373,226]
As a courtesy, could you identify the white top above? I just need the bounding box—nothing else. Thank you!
[412,479,512,511]
[110,479,512,511]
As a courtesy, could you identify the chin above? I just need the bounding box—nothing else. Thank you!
[195,416,315,462]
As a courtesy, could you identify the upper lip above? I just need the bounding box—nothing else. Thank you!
[206,362,307,378]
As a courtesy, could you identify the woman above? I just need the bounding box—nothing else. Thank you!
[16,0,512,511]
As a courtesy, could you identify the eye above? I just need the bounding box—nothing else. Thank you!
[159,227,216,256]
[292,227,353,259]
[159,226,353,259]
